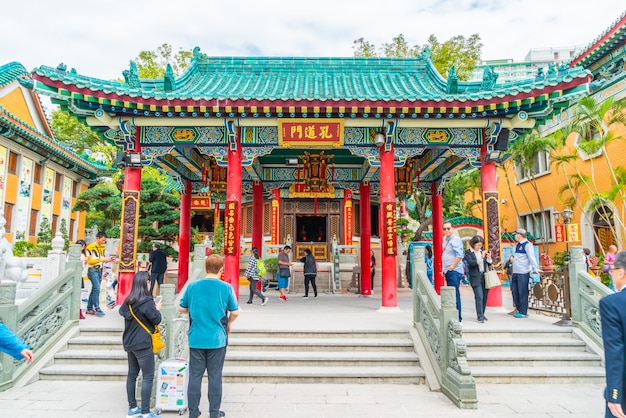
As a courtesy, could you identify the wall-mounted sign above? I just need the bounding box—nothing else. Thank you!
[278,119,344,147]
[191,196,211,210]
[382,201,397,256]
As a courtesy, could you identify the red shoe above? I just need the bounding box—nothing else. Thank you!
[280,295,287,301]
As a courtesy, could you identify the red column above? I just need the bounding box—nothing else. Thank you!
[225,127,242,299]
[379,144,397,307]
[252,180,263,291]
[117,164,142,304]
[177,180,192,293]
[359,182,371,295]
[481,150,502,307]
[432,182,444,294]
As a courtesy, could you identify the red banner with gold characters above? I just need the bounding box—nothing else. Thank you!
[344,190,353,245]
[223,200,239,255]
[382,201,397,256]
[191,195,211,210]
[554,224,566,243]
[271,188,280,245]
[278,119,344,147]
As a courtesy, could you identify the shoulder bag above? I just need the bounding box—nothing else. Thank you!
[484,267,501,289]
[129,305,165,353]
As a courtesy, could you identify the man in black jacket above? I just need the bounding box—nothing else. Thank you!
[148,243,167,296]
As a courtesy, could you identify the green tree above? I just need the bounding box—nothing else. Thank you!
[212,220,224,255]
[37,216,53,244]
[50,108,101,155]
[132,43,193,79]
[352,33,482,80]
[59,218,69,251]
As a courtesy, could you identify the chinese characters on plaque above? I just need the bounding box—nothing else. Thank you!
[223,200,239,255]
[554,223,580,243]
[382,202,397,256]
[278,119,344,147]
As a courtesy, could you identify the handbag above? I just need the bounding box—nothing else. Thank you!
[484,268,501,289]
[129,305,165,353]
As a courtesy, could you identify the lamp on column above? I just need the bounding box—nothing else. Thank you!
[374,132,385,148]
[554,207,574,262]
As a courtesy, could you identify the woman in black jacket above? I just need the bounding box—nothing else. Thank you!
[299,248,318,298]
[464,235,492,323]
[119,271,162,418]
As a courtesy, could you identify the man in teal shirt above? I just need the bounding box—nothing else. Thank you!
[179,254,239,418]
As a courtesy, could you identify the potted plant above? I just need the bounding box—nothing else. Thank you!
[589,255,600,275]
[540,253,555,272]
[262,257,278,290]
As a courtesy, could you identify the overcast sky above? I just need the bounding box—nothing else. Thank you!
[1,1,624,80]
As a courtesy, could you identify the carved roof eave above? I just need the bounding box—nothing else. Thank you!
[570,11,626,68]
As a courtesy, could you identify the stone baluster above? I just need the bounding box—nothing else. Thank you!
[412,245,426,324]
[66,244,82,322]
[568,246,586,324]
[44,233,66,286]
[191,244,206,282]
[0,282,18,386]
[439,286,458,369]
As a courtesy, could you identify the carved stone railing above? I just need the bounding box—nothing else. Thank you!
[528,269,571,321]
[568,246,612,348]
[411,246,476,409]
[0,243,82,390]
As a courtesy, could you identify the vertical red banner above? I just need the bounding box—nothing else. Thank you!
[554,224,565,243]
[382,201,397,256]
[344,189,353,245]
[223,200,239,255]
[271,188,280,245]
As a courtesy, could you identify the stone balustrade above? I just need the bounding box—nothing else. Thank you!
[411,245,477,409]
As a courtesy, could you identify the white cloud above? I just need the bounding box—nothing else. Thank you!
[1,0,624,80]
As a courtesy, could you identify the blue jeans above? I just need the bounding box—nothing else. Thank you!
[126,347,155,414]
[445,270,463,322]
[511,273,530,315]
[188,347,227,418]
[87,267,102,311]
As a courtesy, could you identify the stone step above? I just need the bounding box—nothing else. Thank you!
[39,363,425,384]
[466,351,602,367]
[54,349,127,365]
[470,366,606,384]
[231,329,409,339]
[462,328,576,339]
[66,336,121,350]
[224,350,419,367]
[463,338,588,352]
[226,337,415,352]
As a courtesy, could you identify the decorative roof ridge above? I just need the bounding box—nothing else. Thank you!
[570,9,626,66]
[0,61,29,89]
[0,105,105,172]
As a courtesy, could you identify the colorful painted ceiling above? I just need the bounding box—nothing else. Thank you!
[0,62,109,179]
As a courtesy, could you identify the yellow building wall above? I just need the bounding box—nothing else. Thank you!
[495,120,626,256]
[5,173,18,204]
[0,88,36,129]
[31,183,42,211]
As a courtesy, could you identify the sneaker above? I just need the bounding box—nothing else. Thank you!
[246,301,253,304]
[508,310,517,315]
[262,298,268,306]
[279,295,287,301]
[86,309,95,315]
[96,309,105,317]
[302,296,309,299]
[314,295,318,298]
[127,406,141,418]
[513,312,529,318]
[141,413,159,418]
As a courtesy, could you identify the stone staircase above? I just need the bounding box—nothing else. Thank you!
[39,326,425,384]
[463,327,605,383]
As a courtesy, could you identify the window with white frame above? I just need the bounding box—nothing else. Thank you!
[519,209,555,243]
[573,132,603,160]
[514,151,551,182]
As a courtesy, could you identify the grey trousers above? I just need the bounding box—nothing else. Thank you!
[188,346,227,418]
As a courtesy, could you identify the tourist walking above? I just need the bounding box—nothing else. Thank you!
[442,222,464,323]
[0,321,34,364]
[244,247,268,305]
[599,250,626,418]
[76,239,88,319]
[85,232,114,317]
[504,255,516,314]
[118,271,162,418]
[299,248,318,298]
[277,245,292,301]
[370,250,376,294]
[148,243,167,296]
[511,228,541,318]
[464,235,492,323]
[179,254,239,418]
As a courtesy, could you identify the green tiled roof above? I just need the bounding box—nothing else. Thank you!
[0,62,28,88]
[571,10,626,68]
[32,52,591,104]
